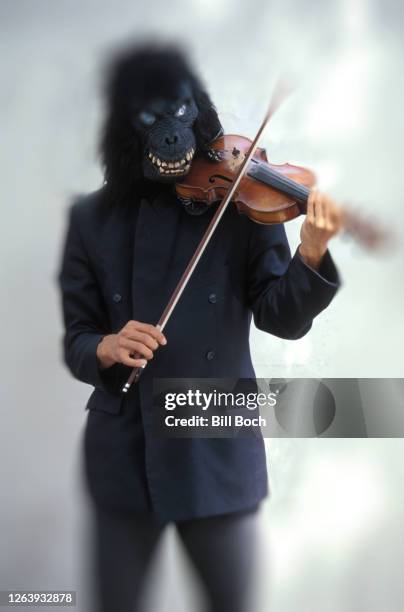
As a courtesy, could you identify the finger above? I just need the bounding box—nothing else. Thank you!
[127,321,167,345]
[314,191,325,228]
[120,353,147,368]
[322,195,333,231]
[331,201,344,231]
[125,330,159,351]
[119,338,154,360]
[306,189,315,223]
[324,197,342,232]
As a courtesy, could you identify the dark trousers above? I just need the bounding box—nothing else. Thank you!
[91,504,260,612]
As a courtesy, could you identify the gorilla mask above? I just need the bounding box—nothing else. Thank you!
[133,80,198,182]
[100,43,223,204]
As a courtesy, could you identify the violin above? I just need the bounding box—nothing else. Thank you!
[121,89,389,393]
[176,133,385,250]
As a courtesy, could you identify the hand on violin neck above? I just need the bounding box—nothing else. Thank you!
[299,189,343,269]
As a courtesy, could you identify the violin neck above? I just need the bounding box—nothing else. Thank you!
[248,160,389,251]
[248,161,310,211]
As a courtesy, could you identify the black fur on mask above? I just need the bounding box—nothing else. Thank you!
[99,42,223,206]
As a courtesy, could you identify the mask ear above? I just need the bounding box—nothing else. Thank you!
[192,83,223,149]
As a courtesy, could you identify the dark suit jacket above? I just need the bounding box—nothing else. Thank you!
[57,185,340,523]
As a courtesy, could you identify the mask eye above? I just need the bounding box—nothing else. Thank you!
[138,110,156,126]
[174,103,187,117]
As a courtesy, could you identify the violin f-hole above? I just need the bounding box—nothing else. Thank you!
[208,174,233,184]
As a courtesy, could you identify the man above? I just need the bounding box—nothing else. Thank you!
[57,42,342,612]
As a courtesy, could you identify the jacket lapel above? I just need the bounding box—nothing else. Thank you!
[96,188,226,331]
[132,192,185,325]
[132,190,227,326]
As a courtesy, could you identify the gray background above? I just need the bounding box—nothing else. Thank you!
[1,0,403,610]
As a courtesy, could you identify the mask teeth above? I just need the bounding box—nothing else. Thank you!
[159,166,189,176]
[186,148,195,162]
[149,149,195,173]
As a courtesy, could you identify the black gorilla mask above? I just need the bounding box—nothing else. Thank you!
[132,81,198,183]
[100,43,223,205]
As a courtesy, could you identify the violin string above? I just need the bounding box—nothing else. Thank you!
[249,162,309,199]
[254,163,310,202]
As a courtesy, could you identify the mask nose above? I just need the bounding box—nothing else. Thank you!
[165,133,178,145]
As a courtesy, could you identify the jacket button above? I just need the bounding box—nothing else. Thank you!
[206,350,215,360]
[112,293,122,303]
[208,293,217,303]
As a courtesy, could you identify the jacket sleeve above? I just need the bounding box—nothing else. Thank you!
[56,200,123,394]
[247,221,341,339]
